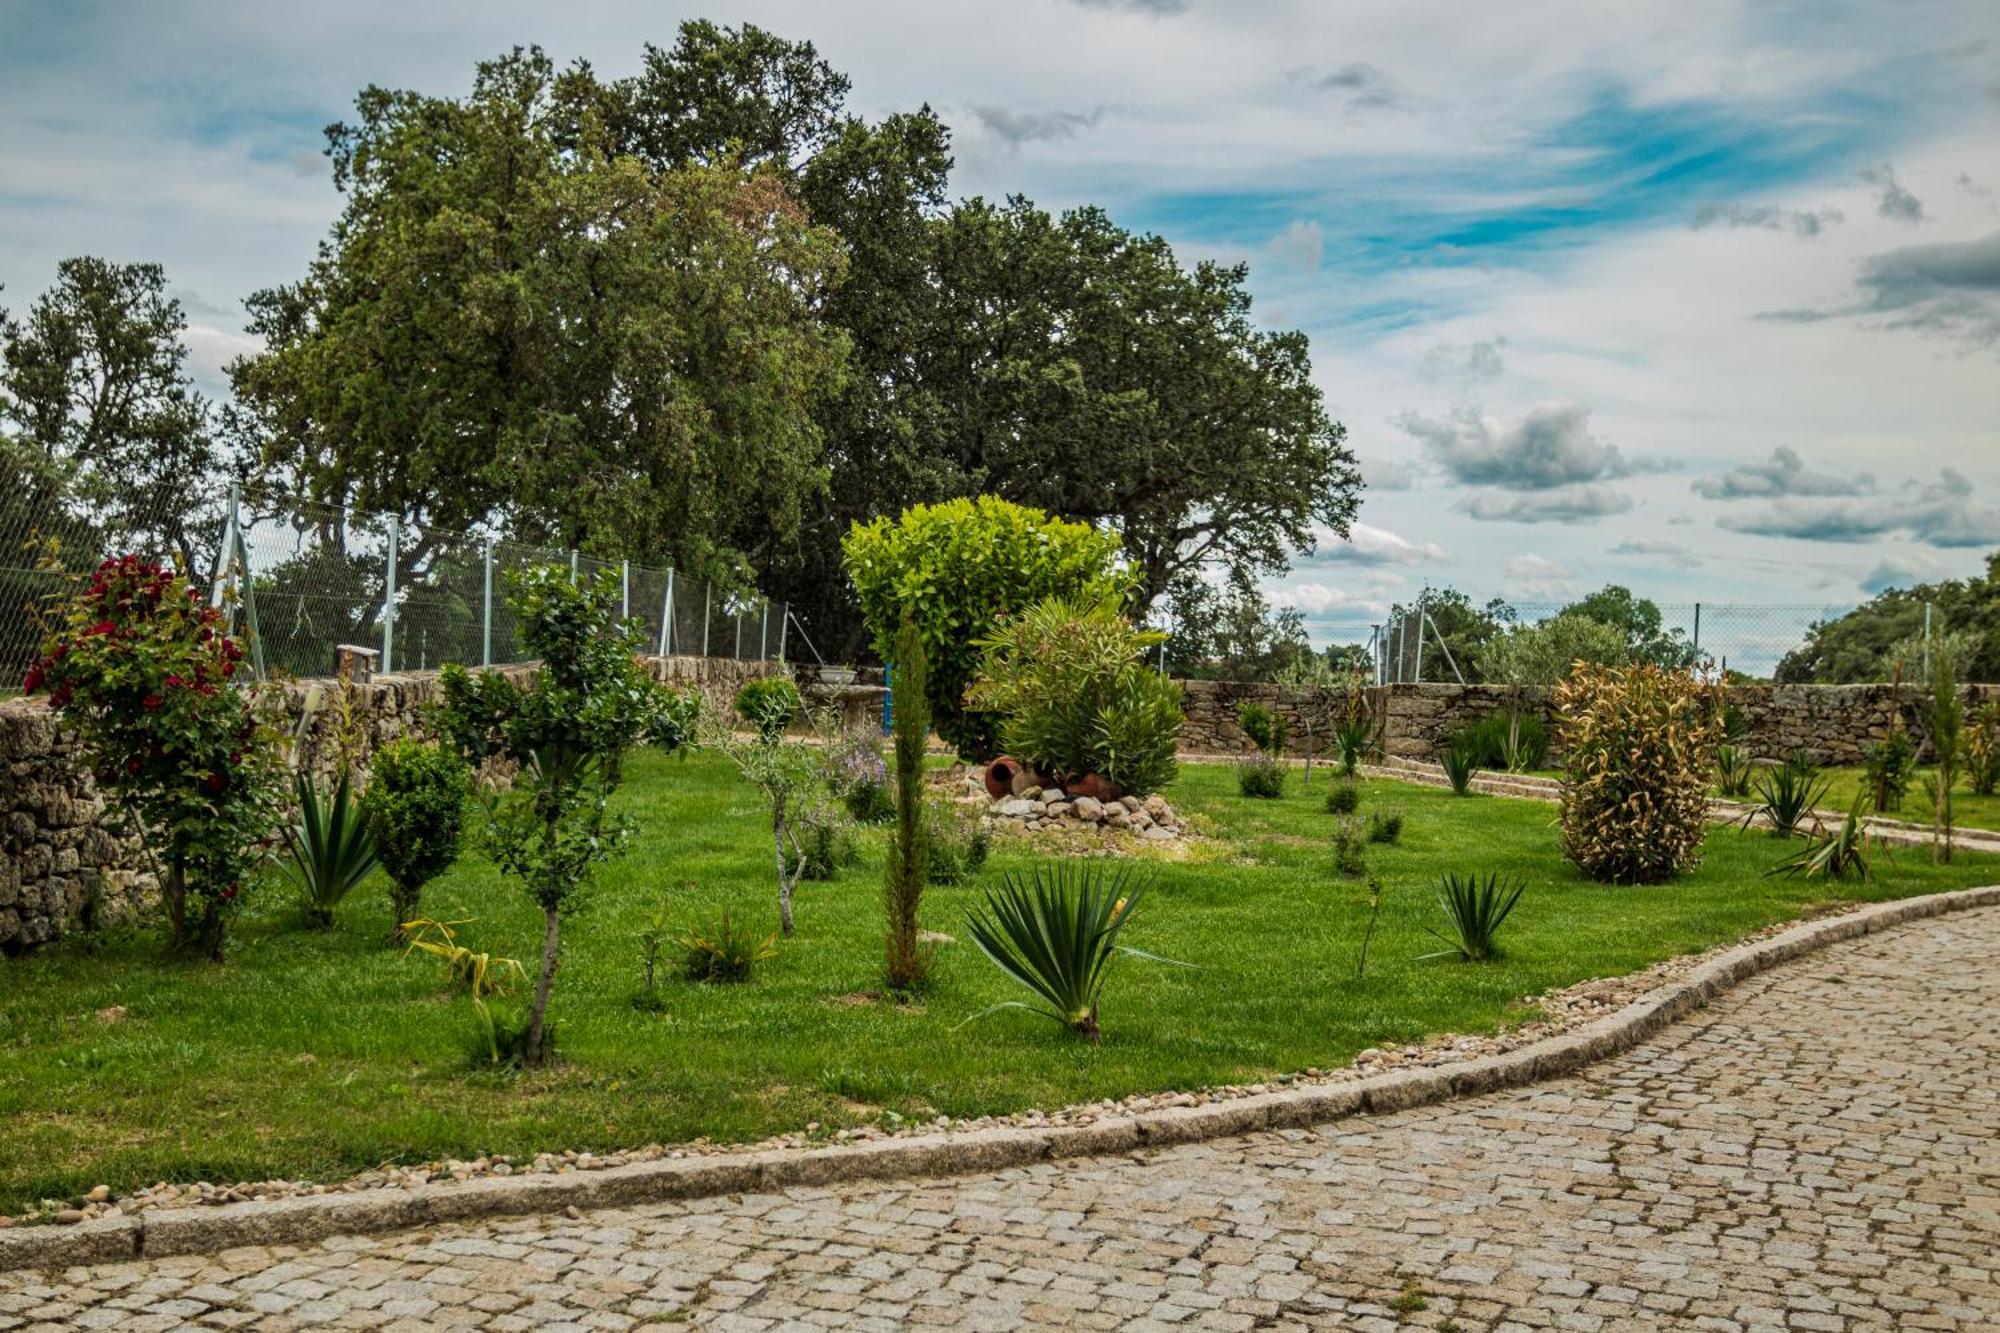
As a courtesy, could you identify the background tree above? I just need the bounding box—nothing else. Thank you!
[1560,585,1698,669]
[1384,588,1513,682]
[1776,553,2000,684]
[1,258,221,567]
[1157,573,1319,682]
[229,47,849,591]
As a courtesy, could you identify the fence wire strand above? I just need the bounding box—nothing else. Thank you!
[2,483,786,688]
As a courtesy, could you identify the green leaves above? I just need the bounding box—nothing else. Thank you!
[283,768,382,927]
[961,863,1187,1041]
[361,738,470,925]
[843,498,1131,758]
[1420,872,1526,963]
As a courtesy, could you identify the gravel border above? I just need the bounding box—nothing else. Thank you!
[4,882,1995,1273]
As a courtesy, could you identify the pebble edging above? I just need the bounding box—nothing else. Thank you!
[3,881,1994,1273]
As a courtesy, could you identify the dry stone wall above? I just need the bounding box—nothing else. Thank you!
[0,655,782,955]
[1176,677,2000,766]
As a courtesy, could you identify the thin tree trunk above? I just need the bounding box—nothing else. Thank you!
[771,795,795,936]
[165,851,186,949]
[526,906,560,1067]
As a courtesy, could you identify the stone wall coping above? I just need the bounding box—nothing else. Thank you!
[5,882,1993,1272]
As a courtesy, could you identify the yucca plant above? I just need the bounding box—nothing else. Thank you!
[1740,758,1830,838]
[1769,798,1873,882]
[1440,741,1478,796]
[962,864,1189,1041]
[1333,718,1373,776]
[402,917,526,1065]
[1714,744,1753,798]
[679,909,779,984]
[283,768,381,927]
[1419,872,1526,962]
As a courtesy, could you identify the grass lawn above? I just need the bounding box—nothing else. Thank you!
[1772,765,2000,834]
[3,750,1996,1211]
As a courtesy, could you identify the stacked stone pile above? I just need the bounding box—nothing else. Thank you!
[958,771,1184,842]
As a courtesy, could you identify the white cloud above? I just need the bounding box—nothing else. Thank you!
[1396,401,1650,491]
[1461,483,1636,524]
[1718,468,2000,547]
[1306,521,1447,565]
[1692,446,1874,500]
[1265,219,1323,271]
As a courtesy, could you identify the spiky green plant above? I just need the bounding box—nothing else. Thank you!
[1714,744,1753,798]
[1333,718,1372,776]
[678,909,778,984]
[1440,741,1477,796]
[1740,758,1829,838]
[962,864,1188,1041]
[283,768,381,928]
[1419,872,1526,962]
[1768,798,1873,882]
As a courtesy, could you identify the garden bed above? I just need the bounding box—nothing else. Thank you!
[3,750,1995,1215]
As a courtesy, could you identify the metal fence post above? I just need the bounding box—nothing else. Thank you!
[734,609,743,659]
[759,602,769,660]
[381,516,399,674]
[481,537,493,668]
[621,560,630,620]
[658,569,675,657]
[1691,602,1701,660]
[777,604,788,661]
[569,548,578,582]
[701,585,711,657]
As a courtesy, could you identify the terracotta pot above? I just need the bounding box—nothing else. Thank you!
[984,756,1022,800]
[1067,772,1124,803]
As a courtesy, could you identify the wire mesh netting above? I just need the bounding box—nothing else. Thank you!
[1,481,788,690]
[1365,600,1862,684]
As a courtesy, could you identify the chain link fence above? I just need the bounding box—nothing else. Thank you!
[1362,599,1859,684]
[2,480,790,690]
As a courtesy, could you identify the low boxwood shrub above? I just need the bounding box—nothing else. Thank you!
[1237,753,1286,799]
[363,737,470,932]
[735,677,802,742]
[1555,663,1725,883]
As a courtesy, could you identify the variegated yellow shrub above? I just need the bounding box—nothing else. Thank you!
[1554,663,1726,884]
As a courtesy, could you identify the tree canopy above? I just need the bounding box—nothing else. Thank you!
[1777,552,2000,683]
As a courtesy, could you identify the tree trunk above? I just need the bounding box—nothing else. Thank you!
[165,851,186,949]
[525,905,561,1067]
[771,797,795,937]
[389,882,419,941]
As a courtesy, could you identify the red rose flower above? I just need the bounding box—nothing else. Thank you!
[202,772,226,795]
[165,674,185,688]
[126,756,142,775]
[142,694,163,711]
[21,666,42,694]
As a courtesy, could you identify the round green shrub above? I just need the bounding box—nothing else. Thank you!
[1326,778,1360,815]
[362,737,471,929]
[735,677,802,743]
[1237,754,1287,799]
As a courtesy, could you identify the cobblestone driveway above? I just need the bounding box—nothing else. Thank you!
[5,908,1997,1332]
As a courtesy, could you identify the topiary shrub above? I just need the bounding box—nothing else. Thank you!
[25,555,286,961]
[735,676,802,743]
[966,595,1182,797]
[843,496,1133,759]
[1554,663,1725,884]
[363,737,471,932]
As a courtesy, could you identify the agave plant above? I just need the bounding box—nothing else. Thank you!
[1419,872,1526,962]
[962,864,1189,1041]
[1714,744,1753,798]
[1739,758,1830,838]
[283,768,381,927]
[1768,798,1873,882]
[1333,718,1374,777]
[1440,741,1478,796]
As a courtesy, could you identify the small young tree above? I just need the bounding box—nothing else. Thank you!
[26,555,285,960]
[884,619,932,992]
[705,698,846,937]
[437,566,667,1067]
[363,737,471,933]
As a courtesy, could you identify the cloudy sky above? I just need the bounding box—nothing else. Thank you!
[4,0,1998,656]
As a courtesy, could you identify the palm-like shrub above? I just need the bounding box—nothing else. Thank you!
[1714,743,1754,798]
[1554,663,1725,884]
[362,738,469,933]
[963,864,1185,1041]
[1741,758,1830,838]
[1440,741,1477,796]
[679,909,778,983]
[966,595,1183,797]
[1769,798,1872,881]
[1419,872,1526,962]
[284,769,381,928]
[1333,718,1372,776]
